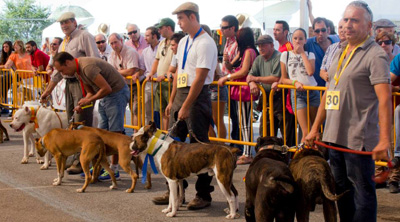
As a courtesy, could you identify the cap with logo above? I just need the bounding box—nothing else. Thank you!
[156,18,175,30]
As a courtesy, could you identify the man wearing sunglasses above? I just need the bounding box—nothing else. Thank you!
[125,23,149,55]
[95,34,112,61]
[305,17,340,86]
[46,37,63,77]
[374,19,400,56]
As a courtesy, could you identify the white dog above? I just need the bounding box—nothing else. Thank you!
[10,101,68,169]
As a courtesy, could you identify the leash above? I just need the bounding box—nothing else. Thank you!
[68,103,94,124]
[167,119,207,144]
[313,141,394,184]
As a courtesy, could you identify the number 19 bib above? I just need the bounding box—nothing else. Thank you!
[177,73,188,88]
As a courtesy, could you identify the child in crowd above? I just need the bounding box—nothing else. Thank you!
[273,28,319,143]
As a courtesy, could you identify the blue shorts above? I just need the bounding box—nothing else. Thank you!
[210,85,228,102]
[98,85,130,131]
[290,89,320,110]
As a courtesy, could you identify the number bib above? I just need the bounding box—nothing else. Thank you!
[177,73,188,88]
[325,91,340,110]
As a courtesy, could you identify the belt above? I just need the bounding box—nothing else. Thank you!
[65,77,78,83]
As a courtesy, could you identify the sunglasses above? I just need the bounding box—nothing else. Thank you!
[128,30,138,35]
[314,28,327,34]
[220,25,233,30]
[377,40,392,45]
[50,43,59,46]
[96,40,106,44]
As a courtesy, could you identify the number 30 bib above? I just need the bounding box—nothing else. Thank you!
[325,91,340,110]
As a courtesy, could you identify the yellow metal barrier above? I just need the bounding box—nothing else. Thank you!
[0,69,15,110]
[124,77,141,131]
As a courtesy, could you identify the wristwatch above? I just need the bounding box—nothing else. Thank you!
[164,74,168,79]
[227,74,231,81]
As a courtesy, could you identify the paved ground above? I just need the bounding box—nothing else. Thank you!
[1,115,400,222]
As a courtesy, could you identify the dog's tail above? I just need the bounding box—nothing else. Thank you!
[265,176,295,194]
[93,143,105,172]
[320,172,347,201]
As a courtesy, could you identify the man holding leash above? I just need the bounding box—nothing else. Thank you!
[166,2,217,210]
[52,52,129,136]
[305,1,391,221]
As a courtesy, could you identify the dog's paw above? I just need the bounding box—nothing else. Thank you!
[21,158,28,164]
[166,212,176,217]
[52,181,61,186]
[40,165,49,170]
[109,185,117,190]
[29,152,34,157]
[225,213,240,219]
[76,188,85,193]
[144,184,152,189]
[162,208,172,214]
[125,188,134,193]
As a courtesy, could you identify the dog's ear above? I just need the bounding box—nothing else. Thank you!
[255,137,264,153]
[35,138,40,142]
[25,106,30,113]
[149,121,157,133]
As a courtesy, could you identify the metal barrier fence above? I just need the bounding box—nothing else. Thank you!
[2,69,398,167]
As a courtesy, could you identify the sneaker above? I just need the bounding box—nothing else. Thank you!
[80,167,104,179]
[187,196,211,210]
[389,182,399,193]
[98,170,120,181]
[152,191,169,205]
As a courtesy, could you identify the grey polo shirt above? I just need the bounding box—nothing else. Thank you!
[248,50,281,93]
[51,28,100,82]
[322,37,390,151]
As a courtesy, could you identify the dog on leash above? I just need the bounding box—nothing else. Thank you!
[290,147,343,222]
[35,128,117,193]
[245,136,296,222]
[9,101,67,169]
[130,122,240,219]
[69,122,151,192]
[0,119,10,143]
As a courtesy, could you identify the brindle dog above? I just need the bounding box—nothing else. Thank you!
[245,136,296,222]
[0,119,10,143]
[290,147,343,222]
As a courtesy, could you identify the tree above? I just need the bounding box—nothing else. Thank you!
[0,0,51,45]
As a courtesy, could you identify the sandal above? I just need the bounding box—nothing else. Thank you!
[236,155,253,165]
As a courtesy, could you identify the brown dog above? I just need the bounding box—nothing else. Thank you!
[69,122,151,192]
[130,122,240,219]
[245,137,296,222]
[35,128,117,193]
[0,119,10,143]
[289,148,343,222]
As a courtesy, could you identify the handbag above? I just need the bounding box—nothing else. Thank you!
[230,48,259,102]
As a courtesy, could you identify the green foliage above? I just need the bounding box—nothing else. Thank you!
[0,0,51,45]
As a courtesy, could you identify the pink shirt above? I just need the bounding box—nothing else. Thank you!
[222,36,238,76]
[124,35,149,55]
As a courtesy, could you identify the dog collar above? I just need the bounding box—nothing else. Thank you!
[259,144,288,154]
[30,107,40,129]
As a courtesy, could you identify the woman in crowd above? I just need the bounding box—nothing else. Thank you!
[3,40,32,71]
[275,28,318,143]
[218,27,259,164]
[0,41,14,108]
[376,31,396,62]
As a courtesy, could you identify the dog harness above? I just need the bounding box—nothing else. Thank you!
[141,130,174,184]
[30,107,40,129]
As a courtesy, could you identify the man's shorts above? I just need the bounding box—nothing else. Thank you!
[98,85,129,131]
[290,89,320,110]
[154,81,170,113]
[210,85,228,102]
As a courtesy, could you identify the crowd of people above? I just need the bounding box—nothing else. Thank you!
[1,1,400,221]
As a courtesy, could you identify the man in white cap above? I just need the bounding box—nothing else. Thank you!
[40,11,100,174]
[166,2,217,210]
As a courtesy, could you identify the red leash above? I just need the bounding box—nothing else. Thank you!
[313,141,394,184]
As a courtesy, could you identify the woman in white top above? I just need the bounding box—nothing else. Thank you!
[275,28,320,143]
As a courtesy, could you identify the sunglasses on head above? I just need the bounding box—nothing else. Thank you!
[128,30,138,35]
[220,25,233,30]
[377,40,392,46]
[96,40,106,44]
[314,28,327,34]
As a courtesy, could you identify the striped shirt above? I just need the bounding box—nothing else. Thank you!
[320,42,341,71]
